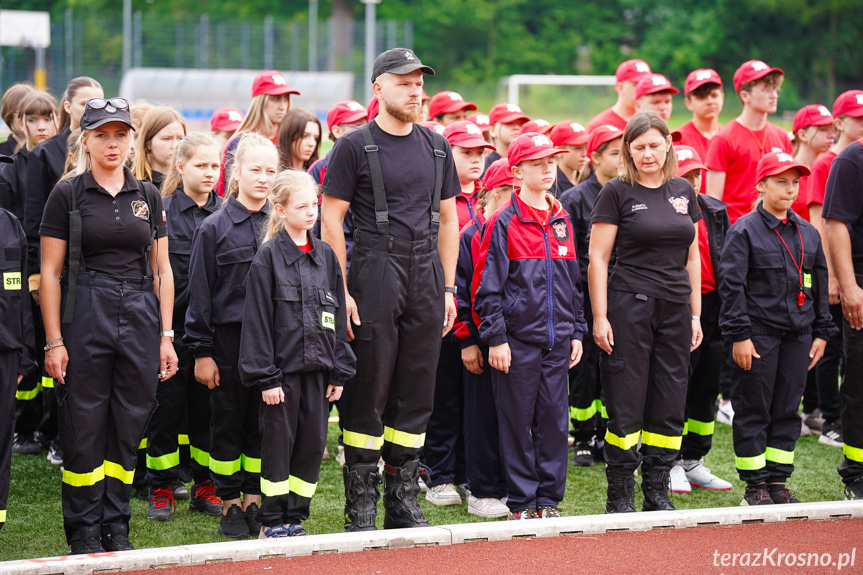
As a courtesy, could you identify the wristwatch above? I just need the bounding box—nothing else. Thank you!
[160,330,175,342]
[444,286,457,295]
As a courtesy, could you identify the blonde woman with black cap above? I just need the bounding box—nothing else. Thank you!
[40,97,176,554]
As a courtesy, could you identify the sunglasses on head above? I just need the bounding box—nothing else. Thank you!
[86,98,130,113]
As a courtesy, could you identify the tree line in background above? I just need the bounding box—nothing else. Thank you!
[10,0,863,109]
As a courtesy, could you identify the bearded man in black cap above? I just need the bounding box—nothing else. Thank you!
[321,48,460,531]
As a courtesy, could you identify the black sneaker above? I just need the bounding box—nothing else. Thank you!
[741,485,774,506]
[11,433,42,455]
[147,485,177,521]
[46,439,63,466]
[767,484,801,504]
[819,420,843,448]
[189,481,223,516]
[244,502,262,535]
[845,477,863,500]
[101,523,135,552]
[171,479,190,500]
[571,441,594,467]
[69,525,105,555]
[219,504,250,539]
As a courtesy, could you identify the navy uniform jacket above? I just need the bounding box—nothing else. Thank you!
[0,207,37,376]
[718,204,837,342]
[163,188,219,336]
[473,191,587,349]
[0,147,28,222]
[238,231,356,390]
[184,195,269,358]
[453,212,486,350]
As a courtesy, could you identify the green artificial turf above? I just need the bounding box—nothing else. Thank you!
[0,420,846,562]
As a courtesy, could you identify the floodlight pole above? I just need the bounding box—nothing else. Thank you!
[34,47,46,90]
[361,0,381,104]
[309,0,318,71]
[123,0,132,73]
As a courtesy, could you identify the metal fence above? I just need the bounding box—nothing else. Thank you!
[0,10,413,102]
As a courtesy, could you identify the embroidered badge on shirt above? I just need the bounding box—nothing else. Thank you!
[3,272,21,290]
[558,245,568,257]
[553,220,569,241]
[322,311,335,331]
[131,200,150,221]
[669,196,689,215]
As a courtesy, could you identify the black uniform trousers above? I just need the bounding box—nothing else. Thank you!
[147,338,212,486]
[13,299,45,437]
[341,233,444,469]
[681,290,722,461]
[463,344,507,500]
[730,330,811,484]
[602,289,691,475]
[568,302,605,442]
[258,371,328,527]
[492,336,569,512]
[0,350,16,529]
[802,303,843,423]
[59,274,158,543]
[839,320,863,483]
[209,323,261,501]
[422,337,466,487]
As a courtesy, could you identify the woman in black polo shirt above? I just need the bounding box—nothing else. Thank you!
[589,111,703,513]
[39,98,176,554]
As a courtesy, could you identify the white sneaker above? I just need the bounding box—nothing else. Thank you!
[716,401,734,425]
[425,483,463,506]
[683,459,732,490]
[467,495,509,518]
[418,476,428,493]
[669,463,691,493]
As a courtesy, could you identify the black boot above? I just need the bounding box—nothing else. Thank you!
[343,463,381,532]
[605,467,636,513]
[101,522,135,552]
[642,468,675,511]
[383,460,430,529]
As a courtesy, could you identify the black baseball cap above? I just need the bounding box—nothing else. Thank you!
[371,48,435,83]
[80,98,135,131]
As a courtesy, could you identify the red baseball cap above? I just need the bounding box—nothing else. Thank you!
[327,100,368,129]
[792,104,833,134]
[684,69,723,95]
[252,70,300,97]
[488,103,530,125]
[210,107,245,132]
[484,158,518,190]
[443,120,494,150]
[755,151,810,182]
[367,96,380,122]
[549,120,589,147]
[635,74,680,99]
[466,112,490,132]
[616,59,652,83]
[420,120,446,135]
[833,90,863,118]
[519,119,553,135]
[428,91,477,119]
[587,124,624,161]
[674,145,707,178]
[508,132,568,166]
[733,60,784,93]
[422,90,431,103]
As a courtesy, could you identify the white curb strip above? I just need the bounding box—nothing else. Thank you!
[3,501,862,574]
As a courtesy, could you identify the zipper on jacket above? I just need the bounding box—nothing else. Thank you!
[542,221,554,350]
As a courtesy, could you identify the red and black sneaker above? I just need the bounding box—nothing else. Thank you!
[147,485,177,521]
[189,480,222,517]
[741,484,774,506]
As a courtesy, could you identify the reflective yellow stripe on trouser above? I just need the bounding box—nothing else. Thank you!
[104,460,135,484]
[178,434,189,446]
[0,509,6,523]
[642,431,682,450]
[570,399,603,422]
[384,426,425,449]
[683,418,715,437]
[15,384,40,401]
[343,430,384,451]
[242,454,261,474]
[844,443,863,463]
[210,457,242,476]
[605,429,641,451]
[765,447,794,465]
[41,375,55,389]
[736,453,766,471]
[147,449,180,471]
[63,464,106,487]
[260,475,318,498]
[190,445,210,467]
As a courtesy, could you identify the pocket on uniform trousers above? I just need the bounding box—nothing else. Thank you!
[57,385,77,449]
[350,321,375,382]
[600,355,625,374]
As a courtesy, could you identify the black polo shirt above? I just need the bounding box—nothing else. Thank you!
[822,140,863,282]
[321,121,460,241]
[39,167,167,278]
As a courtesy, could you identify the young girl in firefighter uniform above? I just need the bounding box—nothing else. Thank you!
[40,99,176,553]
[185,132,278,539]
[239,170,355,538]
[719,151,836,505]
[473,133,587,520]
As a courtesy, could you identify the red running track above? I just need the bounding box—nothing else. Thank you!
[126,517,862,575]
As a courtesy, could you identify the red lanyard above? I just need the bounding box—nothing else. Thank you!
[773,224,806,306]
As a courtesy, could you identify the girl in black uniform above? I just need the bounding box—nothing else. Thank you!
[185,132,279,540]
[239,170,355,538]
[132,107,186,188]
[40,98,176,553]
[719,151,836,505]
[146,134,223,521]
[277,108,321,171]
[589,111,703,513]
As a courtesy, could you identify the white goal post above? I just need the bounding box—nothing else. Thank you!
[504,74,617,107]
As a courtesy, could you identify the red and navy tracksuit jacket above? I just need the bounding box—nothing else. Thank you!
[472,191,587,348]
[455,185,480,231]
